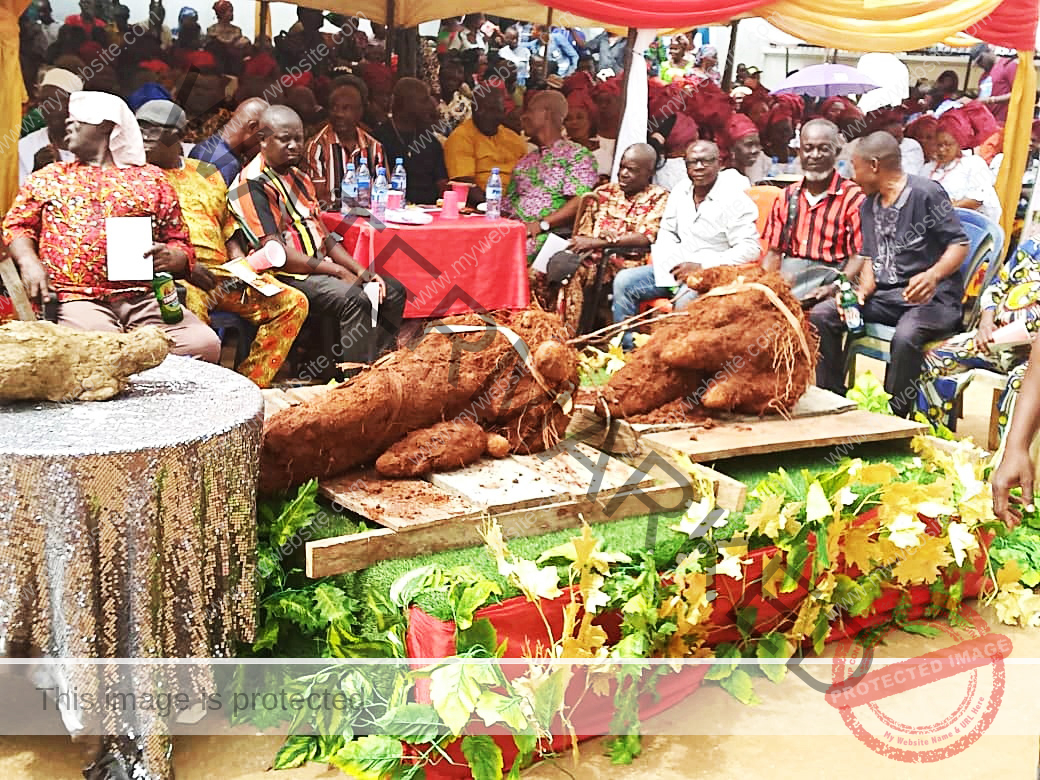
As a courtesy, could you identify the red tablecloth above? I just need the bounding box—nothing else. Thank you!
[320,212,530,318]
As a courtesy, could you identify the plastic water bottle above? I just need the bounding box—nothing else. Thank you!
[390,157,407,205]
[838,275,864,335]
[341,162,358,212]
[767,156,780,178]
[357,156,371,209]
[485,167,502,220]
[372,166,388,222]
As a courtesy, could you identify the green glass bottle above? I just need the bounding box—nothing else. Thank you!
[152,273,184,324]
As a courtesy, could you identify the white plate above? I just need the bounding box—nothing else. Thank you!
[383,209,434,225]
[476,202,487,213]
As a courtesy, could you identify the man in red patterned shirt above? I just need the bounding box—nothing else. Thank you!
[761,118,865,307]
[3,91,220,362]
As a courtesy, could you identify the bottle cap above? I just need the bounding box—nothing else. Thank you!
[491,167,500,173]
[346,162,355,170]
[377,166,386,174]
[395,157,403,164]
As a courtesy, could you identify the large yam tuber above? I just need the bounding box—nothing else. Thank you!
[0,321,169,402]
[601,266,817,419]
[375,420,488,477]
[260,309,579,492]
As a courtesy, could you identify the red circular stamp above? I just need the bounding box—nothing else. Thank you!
[825,605,1011,762]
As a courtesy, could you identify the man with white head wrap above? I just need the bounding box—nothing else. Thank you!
[4,91,221,363]
[17,67,83,184]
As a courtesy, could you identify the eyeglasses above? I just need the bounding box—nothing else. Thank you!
[685,157,718,168]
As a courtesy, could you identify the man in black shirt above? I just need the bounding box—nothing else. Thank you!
[810,131,969,416]
[373,77,449,206]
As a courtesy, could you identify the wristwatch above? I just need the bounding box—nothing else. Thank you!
[538,219,551,233]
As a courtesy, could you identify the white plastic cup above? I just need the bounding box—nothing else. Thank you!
[245,241,286,272]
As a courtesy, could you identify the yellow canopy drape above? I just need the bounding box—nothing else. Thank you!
[0,0,30,216]
[995,51,1037,241]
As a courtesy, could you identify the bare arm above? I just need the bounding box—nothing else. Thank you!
[992,338,1040,524]
[7,235,51,301]
[761,248,782,272]
[904,241,968,305]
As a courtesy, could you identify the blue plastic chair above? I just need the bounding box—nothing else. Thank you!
[844,208,1004,387]
[209,310,256,369]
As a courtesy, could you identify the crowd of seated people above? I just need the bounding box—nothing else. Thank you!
[6,9,1032,425]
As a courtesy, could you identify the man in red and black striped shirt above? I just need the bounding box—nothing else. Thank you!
[761,118,865,306]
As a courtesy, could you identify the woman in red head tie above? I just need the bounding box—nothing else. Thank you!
[565,89,599,152]
[921,109,1002,223]
[905,114,938,162]
[726,112,769,184]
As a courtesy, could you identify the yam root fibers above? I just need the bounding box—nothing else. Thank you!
[260,310,579,492]
[0,321,169,403]
[601,265,818,419]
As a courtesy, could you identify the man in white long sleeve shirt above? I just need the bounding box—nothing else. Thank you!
[612,139,762,348]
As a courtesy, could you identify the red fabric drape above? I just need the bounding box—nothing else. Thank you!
[971,0,1040,51]
[535,0,1037,52]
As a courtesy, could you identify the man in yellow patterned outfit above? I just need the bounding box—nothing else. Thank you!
[135,100,308,387]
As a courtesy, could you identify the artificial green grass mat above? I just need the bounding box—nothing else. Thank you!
[336,440,921,624]
[339,509,688,622]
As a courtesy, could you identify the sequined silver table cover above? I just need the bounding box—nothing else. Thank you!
[0,355,263,775]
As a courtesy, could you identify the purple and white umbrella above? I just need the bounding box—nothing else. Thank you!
[770,63,881,98]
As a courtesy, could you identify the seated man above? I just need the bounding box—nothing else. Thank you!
[3,91,219,361]
[761,118,865,305]
[811,131,969,417]
[304,76,385,209]
[917,235,1040,436]
[228,105,406,377]
[507,90,598,265]
[545,143,668,335]
[443,83,527,204]
[612,140,762,350]
[18,67,82,185]
[372,77,448,206]
[136,99,309,388]
[187,96,269,186]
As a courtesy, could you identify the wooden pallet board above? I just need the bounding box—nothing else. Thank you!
[642,409,927,464]
[629,386,858,433]
[261,384,336,419]
[306,479,692,577]
[320,471,483,531]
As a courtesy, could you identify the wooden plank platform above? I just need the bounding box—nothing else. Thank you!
[307,479,692,577]
[641,409,927,464]
[629,386,858,433]
[261,384,336,419]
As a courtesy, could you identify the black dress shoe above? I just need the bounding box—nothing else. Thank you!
[82,752,132,780]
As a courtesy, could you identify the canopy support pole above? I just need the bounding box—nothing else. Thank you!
[385,0,395,67]
[542,9,554,79]
[255,0,270,42]
[722,19,739,90]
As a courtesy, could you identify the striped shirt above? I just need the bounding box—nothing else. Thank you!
[303,123,385,208]
[227,152,330,266]
[761,171,864,266]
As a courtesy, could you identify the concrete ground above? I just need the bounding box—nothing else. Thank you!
[2,361,1029,779]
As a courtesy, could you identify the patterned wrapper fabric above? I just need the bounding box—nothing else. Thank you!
[0,355,263,779]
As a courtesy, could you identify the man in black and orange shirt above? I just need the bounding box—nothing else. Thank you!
[228,105,405,376]
[761,118,865,306]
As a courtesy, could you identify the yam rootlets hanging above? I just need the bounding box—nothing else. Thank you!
[259,309,579,492]
[599,266,819,421]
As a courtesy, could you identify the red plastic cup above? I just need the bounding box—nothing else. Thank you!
[387,191,404,210]
[451,181,470,204]
[440,190,460,219]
